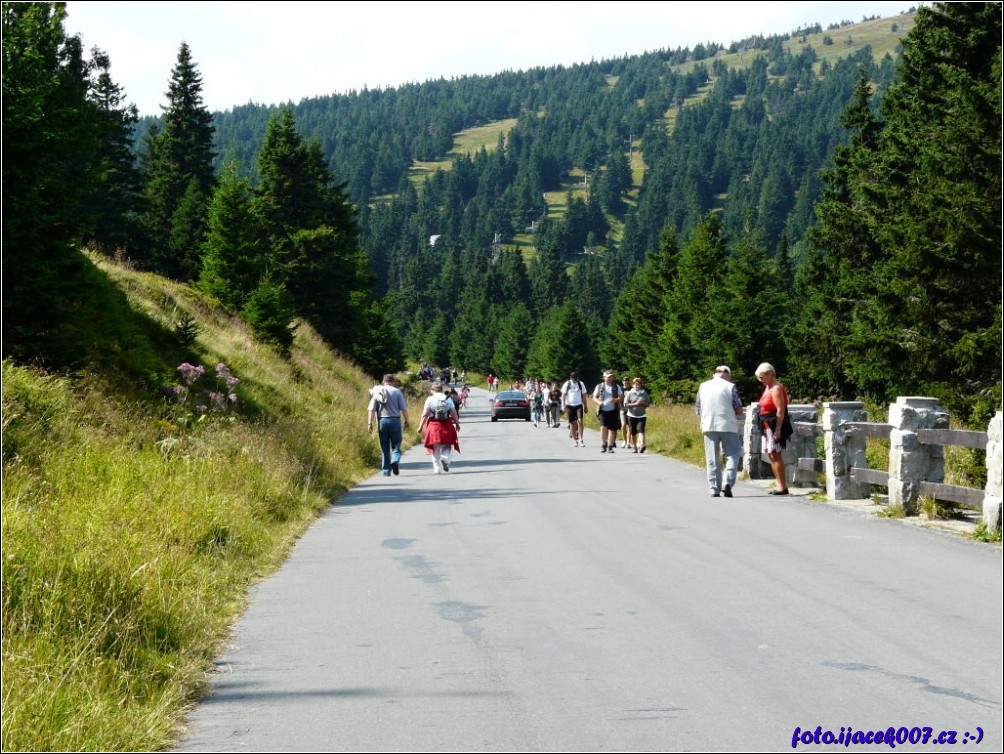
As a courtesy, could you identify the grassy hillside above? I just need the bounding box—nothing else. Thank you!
[1,254,420,751]
[667,10,916,78]
[407,117,520,187]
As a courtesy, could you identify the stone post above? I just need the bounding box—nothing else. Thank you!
[823,401,871,500]
[887,397,949,515]
[787,404,819,488]
[984,412,1003,530]
[742,404,771,479]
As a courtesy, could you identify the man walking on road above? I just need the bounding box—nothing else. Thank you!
[593,370,624,453]
[561,371,589,447]
[367,374,410,477]
[696,365,743,497]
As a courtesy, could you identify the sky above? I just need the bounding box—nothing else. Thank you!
[63,1,917,118]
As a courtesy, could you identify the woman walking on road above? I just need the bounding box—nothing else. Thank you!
[624,376,651,453]
[418,382,461,474]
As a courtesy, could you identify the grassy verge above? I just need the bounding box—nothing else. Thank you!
[584,401,706,469]
[1,259,409,751]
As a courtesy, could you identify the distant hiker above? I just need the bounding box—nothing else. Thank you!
[592,370,623,453]
[417,382,461,474]
[619,377,632,448]
[624,376,651,453]
[696,366,743,497]
[561,371,589,447]
[367,374,410,477]
[546,382,563,428]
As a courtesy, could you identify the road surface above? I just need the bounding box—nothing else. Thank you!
[176,387,1003,751]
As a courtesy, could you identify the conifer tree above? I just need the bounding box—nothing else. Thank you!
[862,2,1001,399]
[602,226,678,382]
[526,301,599,384]
[491,302,534,379]
[647,214,727,385]
[795,3,1001,404]
[253,106,402,373]
[199,162,264,310]
[142,42,215,279]
[702,232,786,398]
[81,47,144,254]
[3,1,100,363]
[788,69,881,397]
[527,235,569,317]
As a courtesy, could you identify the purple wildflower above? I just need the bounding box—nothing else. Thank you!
[177,363,205,384]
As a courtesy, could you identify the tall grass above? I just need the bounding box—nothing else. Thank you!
[584,401,707,469]
[1,259,405,751]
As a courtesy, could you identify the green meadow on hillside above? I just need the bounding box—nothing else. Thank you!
[1,255,421,751]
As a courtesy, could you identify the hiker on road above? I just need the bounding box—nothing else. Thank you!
[417,382,461,474]
[367,374,410,477]
[696,365,743,497]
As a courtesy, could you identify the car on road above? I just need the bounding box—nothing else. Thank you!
[491,390,532,422]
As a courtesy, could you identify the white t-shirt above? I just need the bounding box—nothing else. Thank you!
[561,380,587,407]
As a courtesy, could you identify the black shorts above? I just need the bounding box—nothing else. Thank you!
[566,404,584,422]
[599,409,622,431]
[628,416,647,434]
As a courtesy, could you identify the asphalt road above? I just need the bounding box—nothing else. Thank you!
[176,387,1003,752]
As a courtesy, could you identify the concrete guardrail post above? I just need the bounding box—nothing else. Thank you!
[823,401,871,500]
[984,411,1003,530]
[888,396,949,515]
[742,404,771,479]
[787,404,819,488]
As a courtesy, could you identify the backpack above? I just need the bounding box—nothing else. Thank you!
[432,396,451,421]
[594,382,621,400]
[371,385,389,407]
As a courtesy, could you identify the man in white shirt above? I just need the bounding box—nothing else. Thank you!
[560,371,589,447]
[593,370,624,453]
[695,365,743,497]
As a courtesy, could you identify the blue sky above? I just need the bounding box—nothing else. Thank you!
[64,1,917,117]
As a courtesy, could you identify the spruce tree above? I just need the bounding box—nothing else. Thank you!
[490,302,534,379]
[3,1,101,364]
[602,226,678,383]
[199,162,264,310]
[864,2,1002,399]
[142,42,215,279]
[701,232,786,398]
[81,47,144,254]
[788,69,882,397]
[255,107,402,373]
[796,4,1002,404]
[648,214,727,384]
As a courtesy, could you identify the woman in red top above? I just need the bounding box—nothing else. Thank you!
[756,362,789,495]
